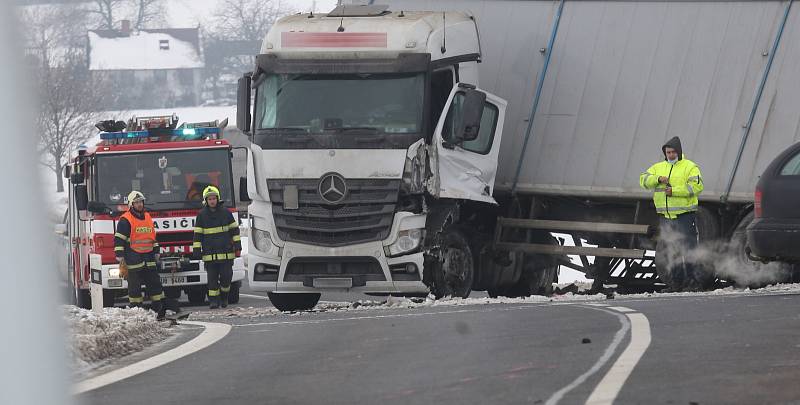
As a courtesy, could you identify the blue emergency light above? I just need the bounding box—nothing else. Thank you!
[99,127,220,141]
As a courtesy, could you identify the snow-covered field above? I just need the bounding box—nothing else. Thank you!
[63,306,171,371]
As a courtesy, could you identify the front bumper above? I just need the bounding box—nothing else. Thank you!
[747,217,800,262]
[93,258,247,290]
[247,206,429,294]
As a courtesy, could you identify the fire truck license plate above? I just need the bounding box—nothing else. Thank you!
[161,275,186,286]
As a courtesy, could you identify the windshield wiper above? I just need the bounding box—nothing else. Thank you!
[325,126,382,134]
[257,127,308,134]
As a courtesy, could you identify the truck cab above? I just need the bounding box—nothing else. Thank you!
[238,5,508,310]
[64,115,247,308]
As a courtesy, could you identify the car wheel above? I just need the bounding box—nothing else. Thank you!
[267,292,320,312]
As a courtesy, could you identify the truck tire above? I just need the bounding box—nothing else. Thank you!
[267,292,320,312]
[75,288,91,309]
[430,227,474,299]
[492,252,557,298]
[694,206,720,289]
[165,287,182,300]
[187,287,206,305]
[228,281,241,304]
[103,289,117,307]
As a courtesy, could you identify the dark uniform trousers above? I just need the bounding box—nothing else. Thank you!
[126,251,164,305]
[206,260,233,297]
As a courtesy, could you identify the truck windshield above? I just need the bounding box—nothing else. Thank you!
[95,149,233,210]
[254,72,424,147]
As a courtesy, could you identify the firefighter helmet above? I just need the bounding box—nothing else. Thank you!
[127,190,145,207]
[202,185,220,203]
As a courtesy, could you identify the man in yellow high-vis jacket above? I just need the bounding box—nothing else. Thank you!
[640,136,704,291]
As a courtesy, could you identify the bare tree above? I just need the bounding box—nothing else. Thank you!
[211,0,295,42]
[87,0,165,30]
[36,54,108,193]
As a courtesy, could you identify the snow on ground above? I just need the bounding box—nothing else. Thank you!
[188,282,800,320]
[63,306,171,370]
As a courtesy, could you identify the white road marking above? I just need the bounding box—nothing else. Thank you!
[236,308,488,328]
[73,321,231,394]
[239,293,269,300]
[545,307,630,405]
[606,306,635,313]
[585,312,652,404]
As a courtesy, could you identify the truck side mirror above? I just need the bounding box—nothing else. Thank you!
[74,185,88,211]
[456,89,486,142]
[53,223,67,236]
[239,177,251,202]
[87,201,111,215]
[63,165,71,178]
[70,171,84,184]
[237,74,252,133]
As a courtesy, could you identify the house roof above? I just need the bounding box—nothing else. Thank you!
[88,28,204,71]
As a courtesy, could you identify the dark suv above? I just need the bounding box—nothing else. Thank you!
[747,142,800,263]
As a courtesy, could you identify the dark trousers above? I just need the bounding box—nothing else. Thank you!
[658,212,698,288]
[206,260,233,297]
[127,265,164,305]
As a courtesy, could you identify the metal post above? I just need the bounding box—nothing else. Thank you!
[511,0,566,195]
[722,0,793,203]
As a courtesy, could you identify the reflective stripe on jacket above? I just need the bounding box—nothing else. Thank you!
[120,211,157,253]
[639,158,704,219]
[193,206,241,263]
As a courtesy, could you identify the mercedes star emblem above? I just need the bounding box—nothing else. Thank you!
[318,173,347,204]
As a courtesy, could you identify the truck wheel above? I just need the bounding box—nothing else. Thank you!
[75,288,91,309]
[103,289,117,307]
[431,227,474,299]
[694,206,720,289]
[187,288,206,305]
[267,292,320,312]
[228,281,241,304]
[165,287,182,300]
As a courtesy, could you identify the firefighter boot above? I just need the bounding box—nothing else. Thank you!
[220,291,229,308]
[151,300,166,321]
[209,295,220,309]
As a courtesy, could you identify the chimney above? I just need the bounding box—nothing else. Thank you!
[120,20,131,35]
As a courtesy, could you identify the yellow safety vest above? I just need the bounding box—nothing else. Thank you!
[640,157,703,219]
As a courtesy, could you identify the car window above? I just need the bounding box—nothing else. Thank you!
[780,152,800,175]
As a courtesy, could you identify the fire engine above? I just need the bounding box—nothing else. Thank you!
[62,114,246,308]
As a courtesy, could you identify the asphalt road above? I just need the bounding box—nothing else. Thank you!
[78,292,800,405]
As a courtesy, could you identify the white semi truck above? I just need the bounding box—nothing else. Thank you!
[238,2,800,310]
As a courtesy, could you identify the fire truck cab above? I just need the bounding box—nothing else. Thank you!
[63,114,246,308]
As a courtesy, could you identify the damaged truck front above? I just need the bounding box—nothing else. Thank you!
[236,6,521,311]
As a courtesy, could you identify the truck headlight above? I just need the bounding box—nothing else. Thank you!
[252,228,278,255]
[385,229,423,257]
[109,268,120,278]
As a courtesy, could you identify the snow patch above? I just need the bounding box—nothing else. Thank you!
[88,31,203,71]
[63,306,171,369]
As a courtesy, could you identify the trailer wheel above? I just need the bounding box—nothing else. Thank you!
[228,281,241,304]
[187,287,206,305]
[430,227,474,299]
[267,292,320,312]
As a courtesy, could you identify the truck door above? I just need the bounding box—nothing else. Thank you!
[432,84,507,204]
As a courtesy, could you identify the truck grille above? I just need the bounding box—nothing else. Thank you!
[268,178,399,246]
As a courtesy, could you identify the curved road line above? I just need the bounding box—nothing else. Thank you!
[545,307,631,405]
[74,321,231,394]
[586,311,652,404]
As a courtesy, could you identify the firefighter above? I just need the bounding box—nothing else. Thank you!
[640,136,705,292]
[114,190,166,319]
[192,186,241,309]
